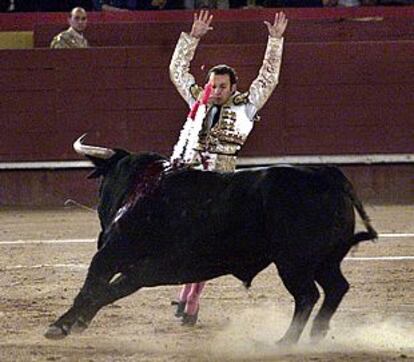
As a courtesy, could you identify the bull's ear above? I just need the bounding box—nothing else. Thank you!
[85,149,130,179]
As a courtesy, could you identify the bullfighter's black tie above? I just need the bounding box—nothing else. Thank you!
[211,105,221,128]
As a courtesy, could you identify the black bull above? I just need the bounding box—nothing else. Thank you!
[45,148,377,344]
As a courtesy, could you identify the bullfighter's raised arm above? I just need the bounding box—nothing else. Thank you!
[249,12,287,112]
[169,10,213,106]
[169,33,199,105]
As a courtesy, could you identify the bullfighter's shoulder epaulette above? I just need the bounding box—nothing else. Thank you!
[233,91,250,105]
[190,84,203,100]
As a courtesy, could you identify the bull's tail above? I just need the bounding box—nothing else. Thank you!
[342,176,378,246]
[325,167,378,246]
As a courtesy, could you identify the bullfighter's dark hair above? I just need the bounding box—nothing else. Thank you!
[206,64,238,85]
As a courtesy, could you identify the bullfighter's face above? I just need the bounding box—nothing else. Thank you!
[69,8,87,33]
[208,73,237,106]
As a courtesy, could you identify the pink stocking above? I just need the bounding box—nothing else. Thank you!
[178,283,192,303]
[185,282,206,315]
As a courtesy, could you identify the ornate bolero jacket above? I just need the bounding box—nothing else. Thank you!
[169,32,284,170]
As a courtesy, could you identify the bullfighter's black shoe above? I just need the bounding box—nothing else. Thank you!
[181,310,198,326]
[171,300,186,318]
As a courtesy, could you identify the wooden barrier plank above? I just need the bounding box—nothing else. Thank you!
[282,61,414,85]
[125,110,187,133]
[53,89,184,111]
[282,125,413,154]
[33,19,414,48]
[0,169,99,207]
[54,67,127,91]
[1,90,57,113]
[242,133,285,156]
[0,48,54,69]
[124,89,187,110]
[57,109,127,127]
[177,61,414,89]
[166,61,414,87]
[127,38,414,68]
[284,103,414,128]
[285,84,414,107]
[54,111,130,145]
[0,111,58,132]
[3,41,412,71]
[126,47,174,68]
[51,47,128,68]
[0,47,128,69]
[0,130,73,160]
[124,66,271,91]
[0,69,57,91]
[0,128,128,161]
[54,89,129,111]
[284,40,414,64]
[1,111,129,136]
[193,41,414,67]
[124,67,172,89]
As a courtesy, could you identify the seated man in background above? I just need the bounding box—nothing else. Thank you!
[50,7,89,48]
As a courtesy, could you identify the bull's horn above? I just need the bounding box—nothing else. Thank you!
[73,134,115,159]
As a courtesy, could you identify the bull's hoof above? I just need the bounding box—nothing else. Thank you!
[44,325,69,340]
[310,325,329,343]
[182,311,198,326]
[276,336,297,346]
[172,301,186,318]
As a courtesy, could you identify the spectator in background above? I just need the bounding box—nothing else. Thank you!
[320,0,385,6]
[261,0,391,6]
[11,1,94,11]
[262,0,325,6]
[0,0,10,12]
[379,0,414,3]
[94,0,183,10]
[13,0,58,11]
[184,0,229,8]
[50,7,89,48]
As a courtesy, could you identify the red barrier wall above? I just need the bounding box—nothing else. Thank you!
[0,41,413,162]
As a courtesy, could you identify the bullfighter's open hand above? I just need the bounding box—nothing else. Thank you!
[265,12,288,39]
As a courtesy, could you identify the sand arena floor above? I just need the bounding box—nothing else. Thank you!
[0,205,413,361]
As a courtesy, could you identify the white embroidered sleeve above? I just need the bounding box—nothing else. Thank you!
[169,32,200,105]
[248,37,284,113]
